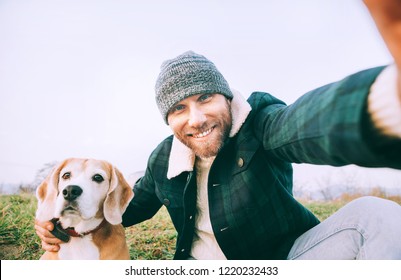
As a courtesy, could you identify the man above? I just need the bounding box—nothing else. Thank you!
[36,0,401,259]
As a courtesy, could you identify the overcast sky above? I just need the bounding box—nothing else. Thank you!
[1,0,400,189]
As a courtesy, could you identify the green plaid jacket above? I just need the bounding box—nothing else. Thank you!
[122,66,401,259]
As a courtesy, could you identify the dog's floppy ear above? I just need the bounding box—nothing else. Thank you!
[35,161,64,222]
[104,166,134,225]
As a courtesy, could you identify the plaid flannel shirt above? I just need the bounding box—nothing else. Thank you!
[122,66,401,259]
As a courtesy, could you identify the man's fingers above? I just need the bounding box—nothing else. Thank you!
[35,219,54,231]
[34,219,64,253]
[34,223,55,239]
[41,240,60,252]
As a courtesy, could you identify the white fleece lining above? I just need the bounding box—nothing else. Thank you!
[368,64,401,137]
[167,89,252,179]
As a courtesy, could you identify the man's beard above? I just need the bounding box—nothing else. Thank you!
[175,102,232,158]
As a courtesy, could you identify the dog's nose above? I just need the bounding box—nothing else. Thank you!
[62,185,83,201]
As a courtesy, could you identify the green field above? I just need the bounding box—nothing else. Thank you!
[0,193,381,260]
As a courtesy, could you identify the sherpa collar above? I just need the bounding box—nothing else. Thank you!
[167,89,252,179]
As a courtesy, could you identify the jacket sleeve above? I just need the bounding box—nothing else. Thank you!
[121,167,163,227]
[252,66,401,169]
[121,136,173,227]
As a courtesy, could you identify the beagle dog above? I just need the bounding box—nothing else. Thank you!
[35,158,134,260]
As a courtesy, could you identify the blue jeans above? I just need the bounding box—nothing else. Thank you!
[287,196,401,259]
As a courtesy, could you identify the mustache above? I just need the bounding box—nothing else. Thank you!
[185,123,214,135]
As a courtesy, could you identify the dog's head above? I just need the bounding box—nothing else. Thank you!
[36,158,134,230]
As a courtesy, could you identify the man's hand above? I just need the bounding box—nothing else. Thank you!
[364,0,401,99]
[364,0,401,68]
[34,219,63,252]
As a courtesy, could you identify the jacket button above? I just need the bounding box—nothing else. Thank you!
[163,198,170,206]
[237,157,244,168]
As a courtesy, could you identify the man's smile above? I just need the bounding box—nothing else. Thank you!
[190,127,215,139]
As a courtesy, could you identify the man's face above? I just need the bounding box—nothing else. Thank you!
[167,93,232,158]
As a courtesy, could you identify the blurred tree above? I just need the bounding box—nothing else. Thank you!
[31,161,57,190]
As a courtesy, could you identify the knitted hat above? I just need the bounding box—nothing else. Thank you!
[155,51,233,124]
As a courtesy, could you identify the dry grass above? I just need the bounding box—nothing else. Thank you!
[125,207,176,260]
[1,191,400,260]
[337,187,401,205]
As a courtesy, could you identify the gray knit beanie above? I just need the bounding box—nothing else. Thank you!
[155,51,233,124]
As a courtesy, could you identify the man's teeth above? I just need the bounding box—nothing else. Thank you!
[193,128,213,138]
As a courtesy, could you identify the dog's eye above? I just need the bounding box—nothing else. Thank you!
[62,172,71,180]
[92,174,104,183]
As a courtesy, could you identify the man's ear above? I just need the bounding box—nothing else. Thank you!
[103,165,134,225]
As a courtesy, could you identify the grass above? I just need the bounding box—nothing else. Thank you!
[0,192,397,260]
[125,207,177,260]
[0,193,42,260]
[0,193,179,260]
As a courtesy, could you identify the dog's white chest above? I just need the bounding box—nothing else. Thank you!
[59,235,99,260]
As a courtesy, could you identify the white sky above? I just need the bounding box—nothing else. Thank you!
[1,0,400,188]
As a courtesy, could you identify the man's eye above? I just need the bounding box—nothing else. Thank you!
[172,104,185,112]
[92,174,104,183]
[199,93,212,102]
[62,172,71,180]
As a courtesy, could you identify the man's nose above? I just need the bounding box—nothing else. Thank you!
[188,107,206,127]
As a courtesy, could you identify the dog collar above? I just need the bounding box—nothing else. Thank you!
[51,218,107,241]
[65,219,107,238]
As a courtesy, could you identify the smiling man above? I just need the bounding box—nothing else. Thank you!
[123,49,401,260]
[167,93,232,159]
[156,53,234,159]
[36,0,401,260]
